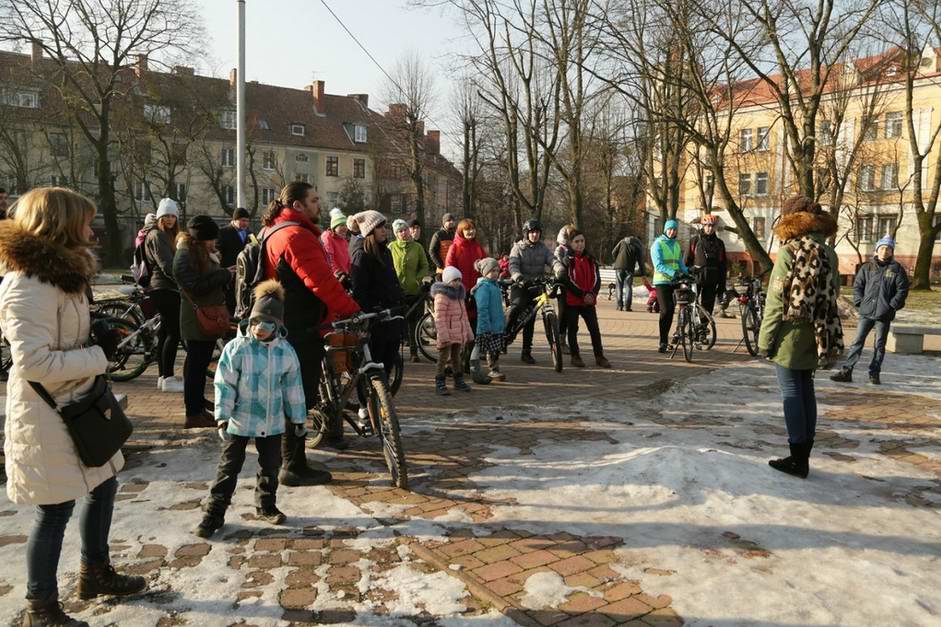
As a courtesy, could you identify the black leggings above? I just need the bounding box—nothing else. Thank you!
[698,280,720,315]
[656,284,676,346]
[150,289,181,378]
[564,305,604,356]
[183,339,215,416]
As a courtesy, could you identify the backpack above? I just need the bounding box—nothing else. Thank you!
[234,221,298,320]
[130,231,153,288]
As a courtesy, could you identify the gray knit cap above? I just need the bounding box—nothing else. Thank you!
[250,280,285,325]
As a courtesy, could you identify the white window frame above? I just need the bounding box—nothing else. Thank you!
[263,151,275,171]
[739,128,753,152]
[2,89,40,108]
[221,147,236,168]
[885,112,903,139]
[223,185,235,207]
[354,124,367,143]
[290,123,306,136]
[738,172,751,196]
[878,215,897,237]
[135,180,148,202]
[860,165,876,191]
[174,182,187,202]
[755,172,769,196]
[857,215,874,242]
[757,127,770,151]
[881,163,898,190]
[144,103,171,125]
[220,109,237,130]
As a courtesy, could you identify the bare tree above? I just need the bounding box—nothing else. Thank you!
[0,0,203,262]
[383,52,437,231]
[453,76,485,217]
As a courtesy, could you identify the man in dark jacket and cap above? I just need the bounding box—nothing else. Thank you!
[218,207,252,313]
[610,234,645,311]
[831,236,909,385]
[429,213,457,277]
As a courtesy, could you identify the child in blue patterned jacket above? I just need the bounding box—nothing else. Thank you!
[195,280,307,538]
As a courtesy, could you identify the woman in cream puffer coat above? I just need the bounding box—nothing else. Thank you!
[0,187,145,625]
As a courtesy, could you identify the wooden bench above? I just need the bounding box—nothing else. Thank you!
[886,325,941,354]
[600,267,618,299]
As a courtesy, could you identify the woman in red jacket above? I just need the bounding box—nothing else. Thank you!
[445,218,487,292]
[553,230,612,369]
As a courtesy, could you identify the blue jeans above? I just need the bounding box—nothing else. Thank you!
[26,476,117,602]
[615,271,634,309]
[842,317,890,376]
[774,365,817,445]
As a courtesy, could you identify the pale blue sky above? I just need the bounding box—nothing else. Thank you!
[199,0,469,156]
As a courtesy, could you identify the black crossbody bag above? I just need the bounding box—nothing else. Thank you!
[28,376,133,468]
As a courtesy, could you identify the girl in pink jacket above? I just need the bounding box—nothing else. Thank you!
[432,266,474,395]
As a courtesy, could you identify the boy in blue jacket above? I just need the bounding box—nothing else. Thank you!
[474,257,507,381]
[195,280,307,538]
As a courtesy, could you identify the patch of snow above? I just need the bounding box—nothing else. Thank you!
[519,570,599,610]
[373,563,468,617]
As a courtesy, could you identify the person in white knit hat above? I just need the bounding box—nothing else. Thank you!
[145,198,185,392]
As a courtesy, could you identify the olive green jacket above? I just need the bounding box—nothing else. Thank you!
[758,212,840,371]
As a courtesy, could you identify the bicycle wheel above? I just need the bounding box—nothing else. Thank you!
[305,406,330,450]
[205,336,226,379]
[680,309,695,363]
[95,302,144,327]
[0,332,12,379]
[416,311,437,362]
[388,352,404,396]
[107,317,153,382]
[367,376,408,489]
[543,310,564,373]
[741,304,760,357]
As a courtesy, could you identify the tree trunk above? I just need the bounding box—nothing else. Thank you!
[95,106,121,266]
[912,213,936,290]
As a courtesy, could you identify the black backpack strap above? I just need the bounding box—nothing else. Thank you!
[28,380,60,412]
[254,221,300,281]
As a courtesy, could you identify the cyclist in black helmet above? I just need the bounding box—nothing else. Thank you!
[506,219,554,364]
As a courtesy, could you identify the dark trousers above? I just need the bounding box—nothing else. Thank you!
[183,339,215,416]
[564,305,604,356]
[656,284,676,345]
[775,365,817,444]
[698,280,720,315]
[404,294,423,355]
[150,289,180,378]
[207,434,281,514]
[842,317,890,376]
[27,476,117,602]
[615,271,634,309]
[285,339,324,462]
[506,284,536,352]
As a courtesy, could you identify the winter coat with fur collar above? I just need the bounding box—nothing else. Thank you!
[432,282,474,348]
[758,211,841,371]
[0,221,119,505]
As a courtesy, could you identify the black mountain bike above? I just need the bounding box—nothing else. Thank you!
[503,277,564,373]
[307,309,408,489]
[734,270,769,357]
[669,273,717,362]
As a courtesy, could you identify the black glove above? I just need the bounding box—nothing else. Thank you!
[90,319,121,361]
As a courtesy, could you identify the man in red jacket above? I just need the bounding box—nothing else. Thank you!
[262,182,360,486]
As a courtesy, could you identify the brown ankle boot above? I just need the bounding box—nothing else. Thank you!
[184,413,216,429]
[23,600,88,626]
[77,562,146,600]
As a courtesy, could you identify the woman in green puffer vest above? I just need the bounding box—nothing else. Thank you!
[390,219,432,362]
[758,196,842,480]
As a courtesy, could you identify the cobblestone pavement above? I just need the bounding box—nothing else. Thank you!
[2,300,939,626]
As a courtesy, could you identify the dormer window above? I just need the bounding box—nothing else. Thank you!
[354,124,367,143]
[291,123,306,136]
[1,88,39,109]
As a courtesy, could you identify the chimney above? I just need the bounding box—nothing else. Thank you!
[229,68,238,89]
[427,130,441,155]
[173,65,194,77]
[30,40,42,67]
[349,93,369,108]
[387,103,408,119]
[135,54,148,78]
[416,120,425,136]
[309,80,325,113]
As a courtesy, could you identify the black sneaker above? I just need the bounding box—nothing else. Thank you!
[658,343,668,353]
[195,514,224,539]
[256,506,287,525]
[520,352,536,365]
[279,467,332,487]
[869,373,881,385]
[830,369,852,383]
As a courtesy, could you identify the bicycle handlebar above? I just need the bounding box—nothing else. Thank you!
[324,306,406,331]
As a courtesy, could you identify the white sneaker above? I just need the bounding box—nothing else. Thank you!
[156,376,165,390]
[160,376,185,393]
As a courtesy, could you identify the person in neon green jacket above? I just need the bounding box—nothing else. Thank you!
[390,219,432,361]
[650,219,688,352]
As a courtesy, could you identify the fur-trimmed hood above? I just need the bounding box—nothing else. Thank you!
[773,211,838,242]
[0,220,97,294]
[431,281,466,301]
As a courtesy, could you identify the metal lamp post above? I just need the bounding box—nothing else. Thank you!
[236,0,247,210]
